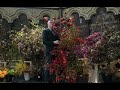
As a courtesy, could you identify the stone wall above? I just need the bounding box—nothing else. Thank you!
[0,7,120,35]
[0,7,119,23]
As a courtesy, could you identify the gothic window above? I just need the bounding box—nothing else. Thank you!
[71,12,80,26]
[79,17,89,38]
[70,12,89,38]
[0,14,10,40]
[11,13,32,31]
[0,14,11,62]
[80,17,86,25]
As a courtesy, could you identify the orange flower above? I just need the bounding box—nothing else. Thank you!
[0,68,9,78]
[0,74,5,78]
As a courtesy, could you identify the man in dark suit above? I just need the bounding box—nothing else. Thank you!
[42,19,60,83]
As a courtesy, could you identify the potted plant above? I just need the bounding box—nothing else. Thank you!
[15,60,31,81]
[11,22,45,77]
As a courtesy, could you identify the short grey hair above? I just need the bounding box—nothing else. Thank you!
[47,19,54,24]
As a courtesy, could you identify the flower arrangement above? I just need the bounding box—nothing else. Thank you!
[48,16,84,83]
[12,23,44,58]
[11,21,45,69]
[80,32,105,64]
[80,25,120,64]
[15,59,30,76]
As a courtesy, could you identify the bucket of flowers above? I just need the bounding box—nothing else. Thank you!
[15,60,31,81]
[0,68,9,82]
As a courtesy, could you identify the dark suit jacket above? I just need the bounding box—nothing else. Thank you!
[42,28,59,58]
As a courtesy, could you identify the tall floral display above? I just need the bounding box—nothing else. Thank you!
[80,25,120,83]
[11,21,45,70]
[48,16,85,83]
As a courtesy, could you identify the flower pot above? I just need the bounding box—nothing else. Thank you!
[24,72,30,81]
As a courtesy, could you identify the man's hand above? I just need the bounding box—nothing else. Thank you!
[53,40,59,44]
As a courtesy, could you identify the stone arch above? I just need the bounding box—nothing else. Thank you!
[36,10,55,20]
[11,9,32,23]
[67,10,80,17]
[89,14,97,24]
[2,16,11,23]
[65,8,87,20]
[79,16,86,25]
[0,8,11,23]
[106,7,119,15]
[71,12,80,26]
[11,13,32,31]
[87,7,98,20]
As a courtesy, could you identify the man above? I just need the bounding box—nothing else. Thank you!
[42,19,60,83]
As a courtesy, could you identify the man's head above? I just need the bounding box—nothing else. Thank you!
[47,19,54,29]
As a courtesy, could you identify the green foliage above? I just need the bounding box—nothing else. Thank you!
[8,69,15,75]
[15,59,30,76]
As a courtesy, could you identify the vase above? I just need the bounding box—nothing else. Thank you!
[88,64,100,83]
[24,72,30,81]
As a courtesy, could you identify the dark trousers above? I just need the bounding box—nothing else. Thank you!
[44,55,56,83]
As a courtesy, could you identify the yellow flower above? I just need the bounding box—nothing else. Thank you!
[2,71,8,76]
